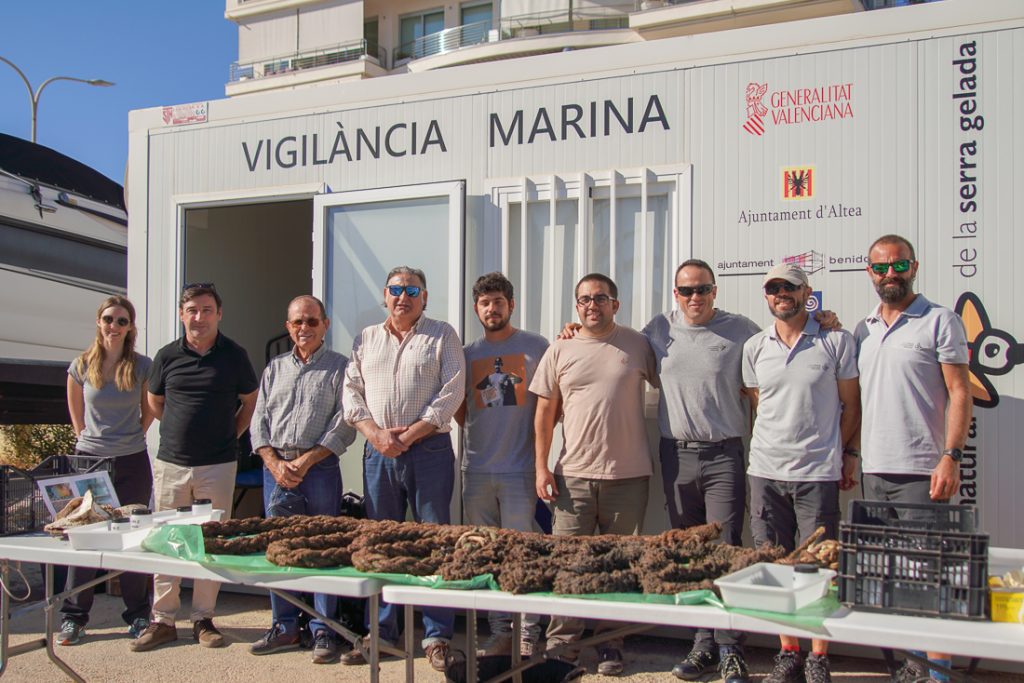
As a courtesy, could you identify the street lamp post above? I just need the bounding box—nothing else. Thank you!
[0,55,114,143]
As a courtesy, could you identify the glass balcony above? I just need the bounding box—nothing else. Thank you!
[499,3,637,39]
[393,19,492,64]
[229,39,385,82]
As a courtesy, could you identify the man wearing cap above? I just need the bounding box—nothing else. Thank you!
[853,234,971,683]
[247,295,356,664]
[742,264,860,683]
[342,266,465,672]
[136,283,259,652]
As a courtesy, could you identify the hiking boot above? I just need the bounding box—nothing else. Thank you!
[520,638,539,659]
[128,617,149,640]
[56,620,85,646]
[129,622,177,652]
[596,647,625,676]
[477,631,514,657]
[719,646,750,683]
[192,618,226,648]
[805,653,832,683]
[249,624,300,655]
[340,638,396,665]
[311,631,340,664]
[765,650,806,683]
[425,641,450,672]
[672,646,719,680]
[893,660,929,683]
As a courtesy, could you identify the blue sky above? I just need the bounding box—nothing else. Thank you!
[1,2,237,184]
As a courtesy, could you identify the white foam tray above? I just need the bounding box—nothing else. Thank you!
[714,562,836,613]
[65,509,224,551]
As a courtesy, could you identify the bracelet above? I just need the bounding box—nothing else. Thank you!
[843,447,860,458]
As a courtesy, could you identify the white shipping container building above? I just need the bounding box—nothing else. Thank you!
[128,0,1023,548]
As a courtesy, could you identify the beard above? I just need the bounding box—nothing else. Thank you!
[770,296,802,321]
[876,276,911,304]
[483,316,510,332]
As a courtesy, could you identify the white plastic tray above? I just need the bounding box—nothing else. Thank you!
[65,509,224,551]
[714,563,835,613]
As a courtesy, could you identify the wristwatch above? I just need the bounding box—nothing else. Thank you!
[942,448,964,463]
[842,447,860,458]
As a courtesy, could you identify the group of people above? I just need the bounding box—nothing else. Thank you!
[56,234,970,683]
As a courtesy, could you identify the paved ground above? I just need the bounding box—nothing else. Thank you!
[2,565,1022,683]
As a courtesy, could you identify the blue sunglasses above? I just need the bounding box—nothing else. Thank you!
[388,285,421,298]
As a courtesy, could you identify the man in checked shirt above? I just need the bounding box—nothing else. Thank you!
[341,266,466,672]
[247,295,356,664]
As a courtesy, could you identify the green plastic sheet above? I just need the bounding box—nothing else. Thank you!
[141,525,838,629]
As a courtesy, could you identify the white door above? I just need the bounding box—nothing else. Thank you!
[312,180,465,501]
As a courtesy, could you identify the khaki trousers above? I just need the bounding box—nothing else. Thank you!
[151,459,236,625]
[545,475,649,655]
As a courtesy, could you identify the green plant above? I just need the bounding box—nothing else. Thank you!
[0,424,77,469]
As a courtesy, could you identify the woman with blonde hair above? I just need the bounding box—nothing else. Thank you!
[57,295,155,646]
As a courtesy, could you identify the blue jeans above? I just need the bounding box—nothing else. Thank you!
[364,433,455,646]
[262,455,342,636]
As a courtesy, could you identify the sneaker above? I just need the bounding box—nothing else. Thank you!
[425,641,450,672]
[893,660,928,683]
[129,622,177,652]
[672,646,719,680]
[804,653,832,683]
[249,624,300,655]
[765,650,806,683]
[718,647,750,683]
[192,618,226,648]
[311,631,340,664]
[520,638,538,659]
[596,647,625,676]
[56,620,85,646]
[128,617,149,640]
[340,638,397,665]
[477,631,514,657]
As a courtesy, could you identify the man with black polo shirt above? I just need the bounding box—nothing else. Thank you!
[132,283,258,653]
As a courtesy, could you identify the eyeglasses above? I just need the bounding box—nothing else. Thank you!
[287,317,322,329]
[576,294,615,307]
[764,281,802,295]
[869,259,913,275]
[676,284,715,297]
[101,315,130,327]
[387,285,422,298]
[182,281,216,291]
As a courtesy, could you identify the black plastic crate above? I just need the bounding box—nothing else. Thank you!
[838,500,989,620]
[0,454,115,536]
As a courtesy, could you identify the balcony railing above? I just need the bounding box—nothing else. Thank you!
[393,19,492,64]
[229,39,385,82]
[499,3,636,39]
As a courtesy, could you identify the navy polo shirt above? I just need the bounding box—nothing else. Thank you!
[148,332,258,467]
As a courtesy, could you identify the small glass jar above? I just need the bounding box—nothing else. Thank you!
[175,505,193,517]
[192,498,213,515]
[130,508,153,529]
[109,517,131,531]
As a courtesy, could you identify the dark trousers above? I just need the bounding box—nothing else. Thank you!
[61,449,153,626]
[659,437,746,649]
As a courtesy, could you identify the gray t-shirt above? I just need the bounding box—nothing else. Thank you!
[743,318,858,482]
[855,294,969,476]
[68,353,153,457]
[643,309,761,442]
[463,329,549,474]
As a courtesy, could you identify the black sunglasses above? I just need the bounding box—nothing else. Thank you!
[676,284,715,297]
[287,317,322,329]
[764,281,802,295]
[387,285,421,298]
[869,260,913,275]
[101,315,131,327]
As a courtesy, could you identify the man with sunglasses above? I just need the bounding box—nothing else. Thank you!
[137,283,259,652]
[342,266,465,671]
[531,273,657,676]
[853,235,971,683]
[742,263,860,683]
[455,272,548,658]
[248,295,356,663]
[643,259,761,683]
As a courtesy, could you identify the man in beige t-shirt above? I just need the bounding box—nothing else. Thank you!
[530,272,658,677]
